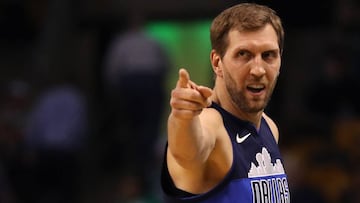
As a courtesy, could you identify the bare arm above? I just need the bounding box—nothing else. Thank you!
[167,68,214,170]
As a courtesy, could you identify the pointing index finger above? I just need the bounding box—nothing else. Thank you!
[177,68,190,88]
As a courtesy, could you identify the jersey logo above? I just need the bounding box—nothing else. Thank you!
[248,148,290,202]
[248,147,285,177]
[236,132,251,143]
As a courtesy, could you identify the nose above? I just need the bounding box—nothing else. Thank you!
[249,56,266,77]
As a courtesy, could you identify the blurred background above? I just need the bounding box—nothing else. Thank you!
[0,0,360,202]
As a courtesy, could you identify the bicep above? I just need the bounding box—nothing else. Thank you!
[167,109,218,169]
[166,108,226,192]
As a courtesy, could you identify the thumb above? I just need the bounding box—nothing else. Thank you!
[198,86,213,107]
[176,68,190,88]
[198,86,213,98]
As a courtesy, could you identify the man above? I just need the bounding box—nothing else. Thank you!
[161,3,290,203]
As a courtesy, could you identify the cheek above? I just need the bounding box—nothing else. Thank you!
[268,66,280,79]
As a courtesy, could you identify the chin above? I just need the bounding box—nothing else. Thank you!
[247,102,266,113]
[248,107,265,114]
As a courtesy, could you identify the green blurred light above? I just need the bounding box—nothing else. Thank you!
[145,20,213,87]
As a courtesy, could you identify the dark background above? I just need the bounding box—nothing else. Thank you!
[1,0,360,202]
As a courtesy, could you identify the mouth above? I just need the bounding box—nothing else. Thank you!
[246,84,265,94]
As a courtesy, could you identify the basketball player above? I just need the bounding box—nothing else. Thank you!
[161,3,290,202]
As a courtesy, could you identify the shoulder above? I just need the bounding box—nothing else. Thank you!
[262,112,279,143]
[201,107,223,124]
[199,107,224,136]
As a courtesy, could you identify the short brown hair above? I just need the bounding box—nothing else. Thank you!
[210,3,284,58]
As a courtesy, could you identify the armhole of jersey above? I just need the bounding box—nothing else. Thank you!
[262,113,279,143]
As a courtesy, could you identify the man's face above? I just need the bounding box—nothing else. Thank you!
[220,24,281,113]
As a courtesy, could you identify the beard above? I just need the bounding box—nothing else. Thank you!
[224,70,277,113]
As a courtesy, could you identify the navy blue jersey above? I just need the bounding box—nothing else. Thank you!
[161,102,290,203]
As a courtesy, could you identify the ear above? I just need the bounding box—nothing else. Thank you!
[210,50,223,78]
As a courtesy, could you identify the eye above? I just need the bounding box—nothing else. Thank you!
[262,51,278,62]
[237,50,252,59]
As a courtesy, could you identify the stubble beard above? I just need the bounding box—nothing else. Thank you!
[225,72,276,114]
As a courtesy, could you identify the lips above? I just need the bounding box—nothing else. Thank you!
[246,84,265,93]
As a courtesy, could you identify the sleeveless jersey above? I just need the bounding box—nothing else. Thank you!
[161,102,290,203]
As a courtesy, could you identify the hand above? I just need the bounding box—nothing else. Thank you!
[170,68,212,119]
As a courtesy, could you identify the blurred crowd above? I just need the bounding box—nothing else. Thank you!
[1,0,360,203]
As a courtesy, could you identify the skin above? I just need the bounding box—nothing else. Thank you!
[167,24,281,194]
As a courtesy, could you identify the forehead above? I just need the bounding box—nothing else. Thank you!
[227,24,279,51]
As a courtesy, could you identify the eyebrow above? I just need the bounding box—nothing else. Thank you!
[234,47,280,54]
